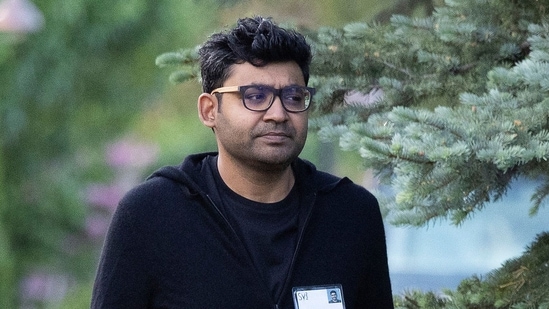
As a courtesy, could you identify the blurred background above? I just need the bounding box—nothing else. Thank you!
[1,0,547,307]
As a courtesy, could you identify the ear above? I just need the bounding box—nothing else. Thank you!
[198,93,217,129]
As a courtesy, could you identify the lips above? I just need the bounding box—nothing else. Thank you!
[263,131,289,137]
[253,124,294,141]
[259,131,292,142]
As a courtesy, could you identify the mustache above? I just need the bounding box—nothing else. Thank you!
[252,124,295,137]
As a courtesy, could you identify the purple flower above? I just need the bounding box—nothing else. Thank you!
[105,138,159,168]
[85,214,111,239]
[85,183,124,212]
[20,272,70,303]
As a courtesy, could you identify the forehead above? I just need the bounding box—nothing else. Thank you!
[224,61,305,86]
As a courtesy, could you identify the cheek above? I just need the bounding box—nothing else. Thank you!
[293,117,309,137]
[216,113,252,141]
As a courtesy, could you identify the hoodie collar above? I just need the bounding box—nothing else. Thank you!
[148,152,347,196]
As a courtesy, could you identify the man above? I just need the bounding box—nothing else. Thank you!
[329,290,342,303]
[91,16,393,308]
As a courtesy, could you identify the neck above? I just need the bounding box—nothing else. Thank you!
[217,156,295,203]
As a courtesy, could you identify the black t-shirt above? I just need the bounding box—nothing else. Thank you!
[208,157,300,301]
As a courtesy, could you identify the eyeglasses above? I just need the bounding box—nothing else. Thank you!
[211,84,315,113]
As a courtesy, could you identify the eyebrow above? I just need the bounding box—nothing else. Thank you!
[248,83,305,88]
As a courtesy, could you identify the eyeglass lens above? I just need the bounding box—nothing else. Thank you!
[243,86,311,112]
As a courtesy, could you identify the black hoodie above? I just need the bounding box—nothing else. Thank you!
[91,153,393,309]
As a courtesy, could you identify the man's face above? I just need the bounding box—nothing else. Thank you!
[211,61,309,171]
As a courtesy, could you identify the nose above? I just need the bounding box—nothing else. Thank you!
[263,95,288,122]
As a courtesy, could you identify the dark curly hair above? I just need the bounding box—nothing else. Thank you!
[198,16,312,93]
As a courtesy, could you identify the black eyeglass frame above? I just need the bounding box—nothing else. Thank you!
[211,84,315,113]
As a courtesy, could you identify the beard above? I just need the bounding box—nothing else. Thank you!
[218,122,307,171]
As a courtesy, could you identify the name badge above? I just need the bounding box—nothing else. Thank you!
[292,284,345,309]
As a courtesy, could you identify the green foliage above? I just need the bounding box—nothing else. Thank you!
[393,290,448,309]
[0,150,15,309]
[393,232,549,308]
[0,0,217,307]
[304,0,549,306]
[155,48,200,84]
[55,282,93,309]
[307,0,549,226]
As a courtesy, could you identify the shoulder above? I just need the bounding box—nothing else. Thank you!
[122,176,181,206]
[113,176,186,223]
[294,158,377,203]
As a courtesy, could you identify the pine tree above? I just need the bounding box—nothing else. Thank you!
[157,0,549,305]
[309,0,549,227]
